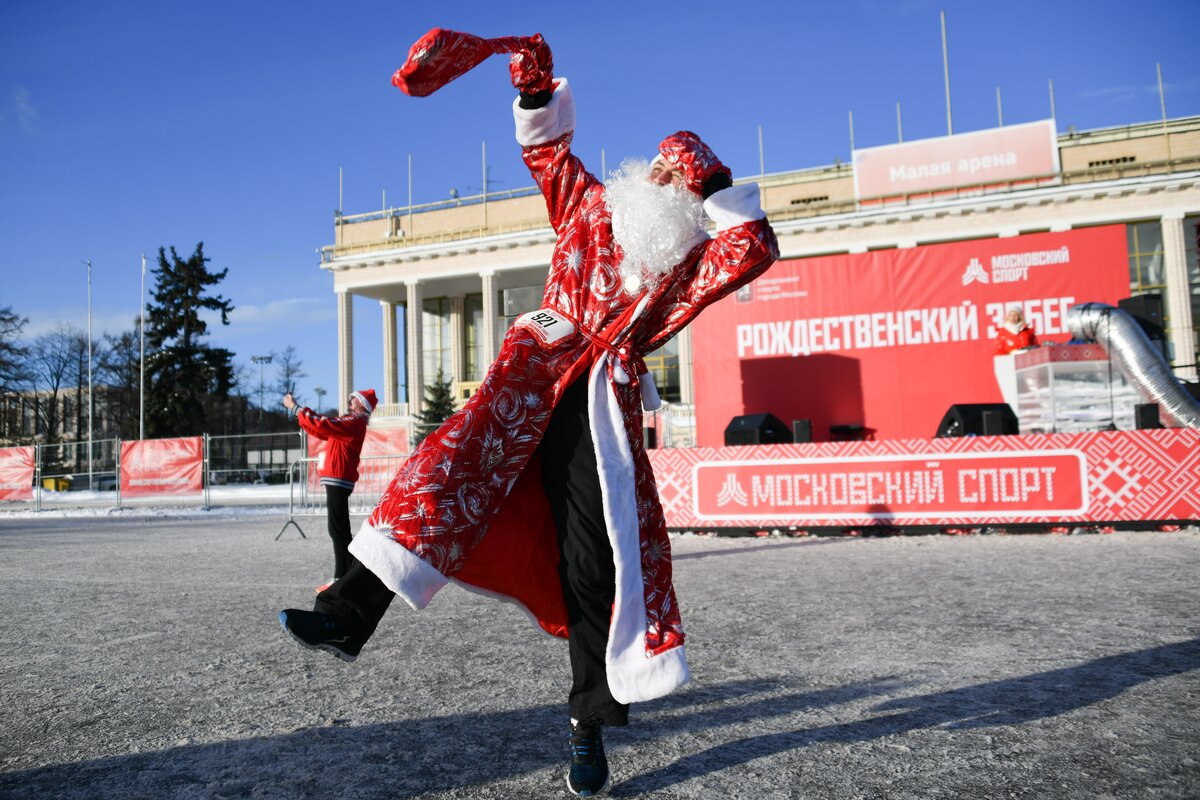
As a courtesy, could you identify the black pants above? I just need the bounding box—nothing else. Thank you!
[324,484,354,579]
[539,374,629,727]
[315,374,627,726]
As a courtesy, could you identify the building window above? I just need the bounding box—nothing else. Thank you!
[642,339,681,404]
[1128,221,1166,293]
[421,297,451,382]
[1186,215,1200,369]
[464,293,485,381]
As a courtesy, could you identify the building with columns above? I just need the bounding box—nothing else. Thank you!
[321,115,1200,442]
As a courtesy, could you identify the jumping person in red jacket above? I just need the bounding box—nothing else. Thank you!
[284,388,376,592]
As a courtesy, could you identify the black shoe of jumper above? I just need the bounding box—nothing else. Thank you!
[566,722,610,797]
[279,609,362,663]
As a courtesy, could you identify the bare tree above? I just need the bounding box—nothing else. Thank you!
[274,345,308,408]
[28,324,92,445]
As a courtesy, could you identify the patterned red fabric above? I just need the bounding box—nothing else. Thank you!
[508,33,554,94]
[392,27,539,97]
[366,126,778,663]
[657,130,732,197]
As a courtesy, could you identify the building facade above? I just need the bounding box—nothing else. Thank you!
[321,116,1200,442]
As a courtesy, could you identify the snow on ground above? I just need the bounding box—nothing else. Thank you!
[0,515,1197,799]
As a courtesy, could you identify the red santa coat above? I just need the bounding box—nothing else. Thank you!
[350,78,778,703]
[295,407,369,487]
[993,325,1039,355]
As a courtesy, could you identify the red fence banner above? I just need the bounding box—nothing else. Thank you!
[690,225,1131,446]
[648,428,1200,529]
[0,447,35,501]
[853,119,1059,203]
[120,437,203,497]
[306,427,410,491]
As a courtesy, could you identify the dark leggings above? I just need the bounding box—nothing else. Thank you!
[324,484,354,579]
[538,374,629,727]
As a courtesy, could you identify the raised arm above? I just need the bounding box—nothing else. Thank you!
[510,37,599,233]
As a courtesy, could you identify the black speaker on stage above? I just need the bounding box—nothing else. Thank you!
[725,413,793,446]
[643,427,657,449]
[1119,294,1168,359]
[792,419,812,443]
[935,403,1019,438]
[1135,403,1161,430]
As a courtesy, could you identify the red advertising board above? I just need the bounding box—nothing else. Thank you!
[690,225,1130,445]
[648,428,1200,528]
[853,119,1059,202]
[306,427,410,491]
[0,447,35,501]
[120,437,203,497]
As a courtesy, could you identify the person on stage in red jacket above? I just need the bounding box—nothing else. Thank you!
[994,305,1040,355]
[280,29,778,796]
[283,388,376,592]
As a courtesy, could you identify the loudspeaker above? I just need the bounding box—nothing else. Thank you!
[935,403,1019,438]
[643,427,657,449]
[1119,294,1168,359]
[1118,294,1164,330]
[792,419,812,443]
[725,413,793,446]
[1135,403,1161,430]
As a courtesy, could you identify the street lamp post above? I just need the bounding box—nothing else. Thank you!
[251,355,273,429]
[82,260,93,489]
[313,385,326,414]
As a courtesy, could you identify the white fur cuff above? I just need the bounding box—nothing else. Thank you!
[512,77,576,147]
[348,520,449,610]
[704,183,765,231]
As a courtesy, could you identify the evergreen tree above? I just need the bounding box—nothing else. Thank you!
[145,243,235,437]
[415,369,456,444]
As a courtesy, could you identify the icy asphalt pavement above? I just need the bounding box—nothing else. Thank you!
[0,514,1197,799]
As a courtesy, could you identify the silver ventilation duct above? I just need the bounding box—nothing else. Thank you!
[1067,302,1200,428]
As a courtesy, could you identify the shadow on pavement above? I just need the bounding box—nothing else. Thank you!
[618,637,1200,795]
[4,640,1194,798]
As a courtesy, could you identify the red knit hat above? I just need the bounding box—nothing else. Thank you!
[350,389,378,414]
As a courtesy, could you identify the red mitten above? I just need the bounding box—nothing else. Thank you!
[509,33,554,95]
[657,131,732,198]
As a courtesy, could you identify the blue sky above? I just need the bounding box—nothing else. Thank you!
[2,0,1198,409]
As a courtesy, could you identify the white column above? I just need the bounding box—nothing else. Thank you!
[337,290,353,414]
[405,280,424,411]
[1161,212,1197,380]
[481,271,497,366]
[678,326,694,404]
[382,300,398,406]
[449,295,465,385]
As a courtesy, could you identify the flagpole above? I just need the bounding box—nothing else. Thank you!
[140,253,146,440]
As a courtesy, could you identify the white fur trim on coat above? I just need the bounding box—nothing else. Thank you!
[703,182,765,231]
[348,520,449,610]
[512,78,576,147]
[588,359,690,704]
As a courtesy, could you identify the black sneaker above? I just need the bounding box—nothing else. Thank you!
[279,609,362,662]
[566,722,609,797]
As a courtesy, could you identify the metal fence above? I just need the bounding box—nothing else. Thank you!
[34,438,120,510]
[277,453,411,539]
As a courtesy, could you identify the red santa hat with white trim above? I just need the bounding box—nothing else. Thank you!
[350,388,378,414]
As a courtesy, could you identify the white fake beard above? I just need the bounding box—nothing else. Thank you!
[1003,321,1026,335]
[605,158,708,295]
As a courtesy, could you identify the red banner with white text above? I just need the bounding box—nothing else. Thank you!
[690,226,1130,445]
[120,437,203,497]
[306,427,410,491]
[647,428,1200,529]
[0,447,35,501]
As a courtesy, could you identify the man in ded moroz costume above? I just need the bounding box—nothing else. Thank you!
[280,28,778,796]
